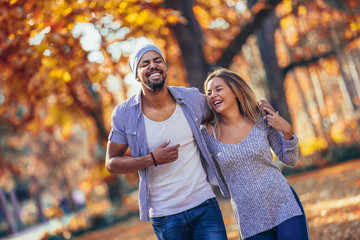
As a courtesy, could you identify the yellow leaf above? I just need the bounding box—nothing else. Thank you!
[153,17,164,29]
[119,2,127,9]
[276,1,293,16]
[63,71,71,82]
[67,23,74,31]
[160,27,170,35]
[125,13,138,24]
[136,10,150,25]
[350,22,358,31]
[89,1,96,9]
[50,69,63,78]
[280,16,292,29]
[42,58,57,67]
[75,15,88,23]
[61,121,73,140]
[38,23,44,30]
[44,114,54,126]
[298,5,307,16]
[104,2,112,9]
[30,30,37,37]
[193,5,211,28]
[166,15,178,25]
[64,7,72,16]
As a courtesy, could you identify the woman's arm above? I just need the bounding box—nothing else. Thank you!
[264,107,299,167]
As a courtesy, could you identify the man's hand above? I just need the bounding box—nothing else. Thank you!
[151,140,180,166]
[257,99,275,119]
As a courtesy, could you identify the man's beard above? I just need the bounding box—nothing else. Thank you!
[148,78,165,92]
[147,76,165,91]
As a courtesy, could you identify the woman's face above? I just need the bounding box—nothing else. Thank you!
[206,77,237,114]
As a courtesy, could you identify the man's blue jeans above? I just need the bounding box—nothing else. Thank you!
[150,198,228,240]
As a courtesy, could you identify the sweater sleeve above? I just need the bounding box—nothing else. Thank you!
[266,121,300,168]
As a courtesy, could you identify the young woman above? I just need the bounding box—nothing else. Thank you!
[201,68,309,240]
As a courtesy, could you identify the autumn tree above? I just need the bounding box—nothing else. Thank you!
[1,0,360,234]
[3,0,359,140]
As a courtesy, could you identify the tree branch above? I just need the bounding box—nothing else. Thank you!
[215,0,282,68]
[282,51,335,75]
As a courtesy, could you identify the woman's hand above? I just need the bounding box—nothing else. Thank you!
[257,100,275,119]
[264,107,294,140]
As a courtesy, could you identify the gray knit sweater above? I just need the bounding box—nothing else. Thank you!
[201,117,303,239]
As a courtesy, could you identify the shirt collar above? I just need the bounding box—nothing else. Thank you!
[167,86,184,103]
[131,86,184,107]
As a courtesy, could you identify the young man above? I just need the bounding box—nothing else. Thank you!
[105,43,271,240]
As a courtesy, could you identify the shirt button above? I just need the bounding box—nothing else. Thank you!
[217,152,222,156]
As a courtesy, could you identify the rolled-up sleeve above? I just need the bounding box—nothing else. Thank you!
[108,105,128,145]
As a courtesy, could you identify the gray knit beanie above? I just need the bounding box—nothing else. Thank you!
[128,43,166,80]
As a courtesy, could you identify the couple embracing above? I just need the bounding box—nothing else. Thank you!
[105,43,309,240]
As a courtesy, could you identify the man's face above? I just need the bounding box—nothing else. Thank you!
[136,51,167,92]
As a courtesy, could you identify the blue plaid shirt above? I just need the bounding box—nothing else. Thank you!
[109,86,229,221]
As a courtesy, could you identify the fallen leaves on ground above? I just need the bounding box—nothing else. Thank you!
[75,159,360,240]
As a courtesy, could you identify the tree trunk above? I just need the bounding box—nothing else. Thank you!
[165,0,210,91]
[9,189,23,227]
[291,70,319,136]
[329,23,359,112]
[257,9,291,122]
[0,187,16,235]
[166,0,282,93]
[305,67,328,137]
[29,176,47,223]
[346,50,360,104]
[34,193,47,223]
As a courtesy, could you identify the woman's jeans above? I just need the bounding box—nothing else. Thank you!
[150,198,228,240]
[246,186,309,240]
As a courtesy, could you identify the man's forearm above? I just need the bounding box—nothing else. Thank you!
[106,154,154,174]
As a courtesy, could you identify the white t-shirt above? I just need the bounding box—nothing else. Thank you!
[144,103,215,217]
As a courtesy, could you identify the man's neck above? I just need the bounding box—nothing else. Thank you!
[141,85,174,109]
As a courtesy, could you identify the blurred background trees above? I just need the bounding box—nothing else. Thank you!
[0,0,359,237]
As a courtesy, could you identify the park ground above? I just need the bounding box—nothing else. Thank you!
[75,159,360,240]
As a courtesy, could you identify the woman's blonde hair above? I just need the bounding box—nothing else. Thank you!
[204,68,260,128]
